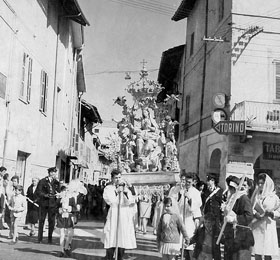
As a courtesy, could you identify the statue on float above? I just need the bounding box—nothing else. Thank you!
[113,64,180,173]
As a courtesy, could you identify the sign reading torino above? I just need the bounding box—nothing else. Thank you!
[213,120,246,135]
[263,142,280,160]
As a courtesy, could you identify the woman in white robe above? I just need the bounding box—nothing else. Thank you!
[251,173,280,260]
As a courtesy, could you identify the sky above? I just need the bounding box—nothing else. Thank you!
[78,0,187,122]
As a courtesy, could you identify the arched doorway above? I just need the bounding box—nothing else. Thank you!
[209,148,221,180]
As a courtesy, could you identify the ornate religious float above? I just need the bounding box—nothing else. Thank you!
[105,63,181,190]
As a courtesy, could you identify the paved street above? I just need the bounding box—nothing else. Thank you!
[0,219,280,260]
[0,219,161,260]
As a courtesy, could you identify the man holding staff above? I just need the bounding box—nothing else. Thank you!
[222,175,254,260]
[169,171,202,260]
[102,169,136,260]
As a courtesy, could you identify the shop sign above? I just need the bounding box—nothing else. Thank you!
[263,142,280,160]
[226,162,254,180]
[213,120,246,135]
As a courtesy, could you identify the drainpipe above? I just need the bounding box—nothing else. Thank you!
[196,0,209,175]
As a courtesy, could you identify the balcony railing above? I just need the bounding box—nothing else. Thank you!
[231,101,280,132]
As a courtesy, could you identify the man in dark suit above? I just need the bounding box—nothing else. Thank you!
[202,173,224,260]
[35,167,60,244]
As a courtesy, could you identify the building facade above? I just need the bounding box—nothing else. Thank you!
[0,0,92,190]
[167,0,280,189]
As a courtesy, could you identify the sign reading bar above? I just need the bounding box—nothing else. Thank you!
[213,120,246,135]
[263,142,280,160]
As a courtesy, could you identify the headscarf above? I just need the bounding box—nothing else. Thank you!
[251,173,279,213]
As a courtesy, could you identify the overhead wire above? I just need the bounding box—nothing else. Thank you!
[233,8,280,30]
[107,0,193,18]
[108,0,176,16]
[85,68,159,76]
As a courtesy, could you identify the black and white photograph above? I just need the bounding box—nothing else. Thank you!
[1,0,280,259]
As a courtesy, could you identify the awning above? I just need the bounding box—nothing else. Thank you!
[60,0,90,26]
[81,99,103,124]
[172,0,197,21]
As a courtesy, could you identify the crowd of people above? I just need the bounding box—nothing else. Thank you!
[101,168,280,260]
[0,166,88,257]
[0,164,280,260]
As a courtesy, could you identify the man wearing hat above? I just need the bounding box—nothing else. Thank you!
[35,167,60,244]
[202,173,223,260]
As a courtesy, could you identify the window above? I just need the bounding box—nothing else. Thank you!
[0,72,7,99]
[39,70,48,113]
[275,61,280,99]
[20,53,32,103]
[16,151,29,184]
[190,33,195,56]
[218,0,224,22]
[183,95,190,140]
[185,95,190,125]
[94,128,100,133]
[86,146,91,163]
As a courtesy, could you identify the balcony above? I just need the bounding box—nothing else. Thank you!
[231,101,280,133]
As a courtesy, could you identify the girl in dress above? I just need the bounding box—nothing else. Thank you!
[157,197,189,260]
[56,184,77,257]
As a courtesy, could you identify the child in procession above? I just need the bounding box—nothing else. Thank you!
[56,184,77,257]
[157,196,189,260]
[190,212,219,260]
[8,185,27,244]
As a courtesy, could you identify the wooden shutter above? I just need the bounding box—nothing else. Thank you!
[44,73,48,113]
[75,134,79,152]
[40,70,45,111]
[20,53,27,98]
[276,62,280,99]
[27,57,32,103]
[72,128,76,148]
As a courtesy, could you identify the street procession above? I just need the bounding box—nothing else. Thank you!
[2,0,280,260]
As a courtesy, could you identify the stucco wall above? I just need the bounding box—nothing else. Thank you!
[0,0,81,188]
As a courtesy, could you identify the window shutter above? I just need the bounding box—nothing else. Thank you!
[40,71,44,110]
[75,134,79,152]
[72,128,76,148]
[44,73,48,113]
[276,62,280,99]
[20,53,27,98]
[27,57,32,103]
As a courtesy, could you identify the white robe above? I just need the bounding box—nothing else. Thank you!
[103,184,137,249]
[169,185,202,250]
